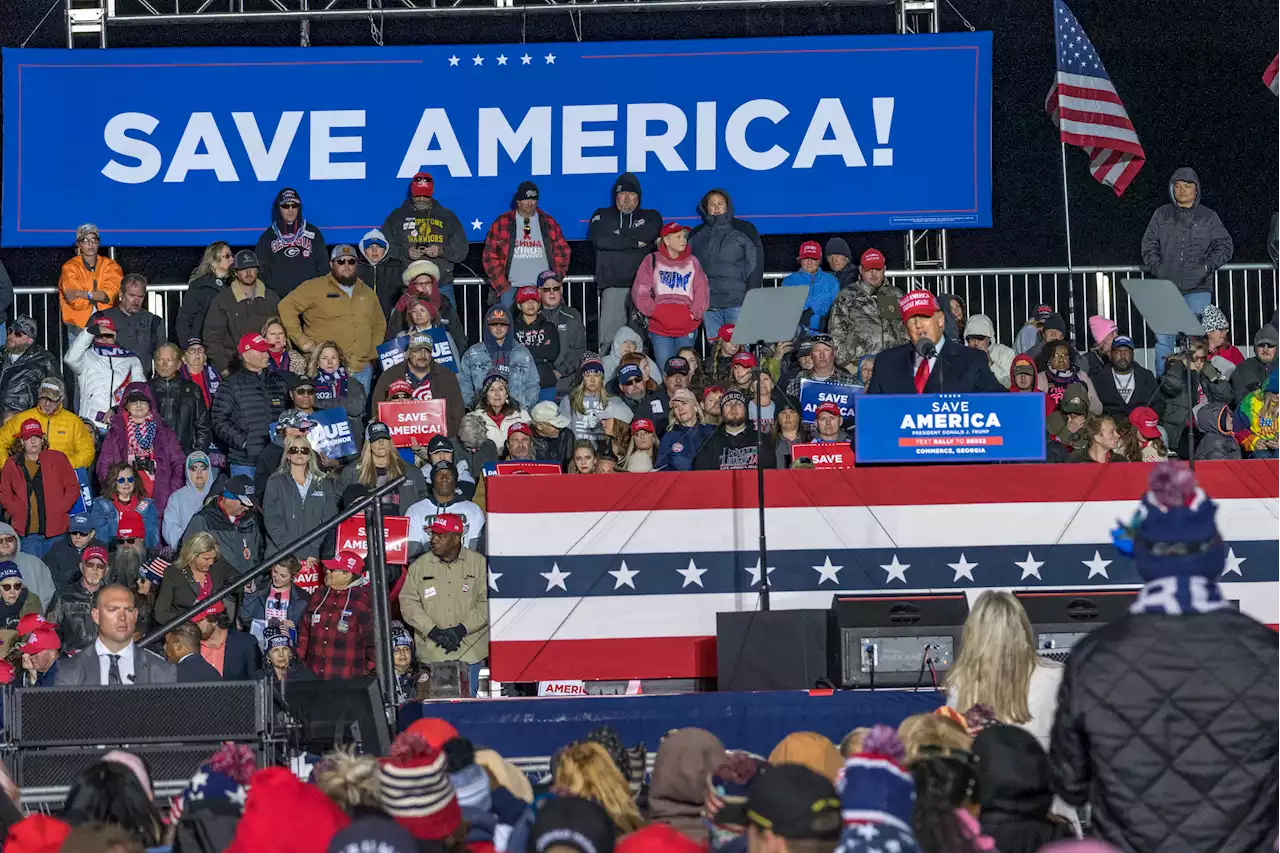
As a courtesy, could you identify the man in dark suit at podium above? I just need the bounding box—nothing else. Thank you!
[868,290,1008,395]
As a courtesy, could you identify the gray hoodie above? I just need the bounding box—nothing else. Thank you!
[1140,167,1234,295]
[0,523,55,611]
[602,326,660,383]
[690,190,760,310]
[162,453,219,548]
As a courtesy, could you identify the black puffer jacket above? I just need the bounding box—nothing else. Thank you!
[0,344,59,415]
[210,366,292,466]
[975,725,1075,853]
[1049,610,1279,853]
[150,374,212,456]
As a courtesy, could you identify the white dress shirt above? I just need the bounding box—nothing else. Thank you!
[95,638,137,685]
[911,335,945,375]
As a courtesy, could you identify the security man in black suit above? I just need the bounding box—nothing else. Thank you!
[868,290,1008,395]
[164,621,222,682]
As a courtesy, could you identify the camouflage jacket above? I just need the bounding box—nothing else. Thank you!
[828,279,909,369]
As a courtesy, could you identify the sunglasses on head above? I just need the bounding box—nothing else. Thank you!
[0,583,21,593]
[117,475,135,484]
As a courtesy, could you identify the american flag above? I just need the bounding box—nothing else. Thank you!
[1044,0,1145,196]
[1264,54,1278,96]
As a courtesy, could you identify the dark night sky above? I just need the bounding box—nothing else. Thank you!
[1,0,1276,287]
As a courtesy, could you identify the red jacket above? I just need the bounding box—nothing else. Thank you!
[0,449,80,538]
[482,207,571,295]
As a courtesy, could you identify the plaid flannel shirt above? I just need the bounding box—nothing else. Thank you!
[297,583,375,680]
[482,207,571,295]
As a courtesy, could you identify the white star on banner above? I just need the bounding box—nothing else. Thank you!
[880,554,909,584]
[540,563,570,591]
[470,218,483,231]
[226,786,248,807]
[488,570,503,591]
[1016,551,1044,580]
[745,558,776,588]
[1224,548,1246,576]
[1082,550,1112,579]
[497,54,508,65]
[544,53,557,64]
[521,54,532,64]
[448,55,460,66]
[813,556,842,585]
[677,559,707,588]
[473,55,484,66]
[948,553,978,582]
[854,824,879,840]
[608,561,639,590]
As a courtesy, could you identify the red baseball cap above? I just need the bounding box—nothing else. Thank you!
[716,324,736,343]
[411,171,434,197]
[81,545,108,566]
[93,316,117,334]
[238,333,269,354]
[388,379,414,397]
[702,385,725,400]
[899,290,941,322]
[17,613,53,636]
[860,248,885,270]
[1128,406,1161,439]
[631,418,656,434]
[815,401,842,419]
[116,510,145,541]
[798,241,822,261]
[660,222,691,238]
[323,550,365,576]
[507,421,532,438]
[515,286,540,304]
[19,419,42,440]
[732,351,758,369]
[429,514,465,536]
[196,600,226,622]
[17,626,60,655]
[405,717,460,749]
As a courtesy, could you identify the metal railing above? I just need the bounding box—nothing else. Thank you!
[16,263,1276,362]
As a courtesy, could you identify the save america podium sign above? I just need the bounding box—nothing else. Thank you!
[855,393,1046,463]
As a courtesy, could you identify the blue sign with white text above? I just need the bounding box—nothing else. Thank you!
[2,34,992,247]
[799,378,863,423]
[306,407,358,459]
[377,331,458,373]
[854,393,1046,463]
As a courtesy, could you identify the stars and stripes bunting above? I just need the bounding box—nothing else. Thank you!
[1044,0,1145,196]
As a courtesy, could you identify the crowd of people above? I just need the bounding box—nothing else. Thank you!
[0,464,1269,853]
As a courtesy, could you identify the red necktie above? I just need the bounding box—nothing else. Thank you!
[914,357,930,394]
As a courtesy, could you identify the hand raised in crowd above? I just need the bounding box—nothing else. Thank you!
[136,577,152,597]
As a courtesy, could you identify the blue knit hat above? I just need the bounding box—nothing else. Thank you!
[0,563,21,585]
[1122,465,1226,583]
[834,727,920,853]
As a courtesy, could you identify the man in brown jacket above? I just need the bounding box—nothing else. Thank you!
[202,250,281,374]
[397,513,488,695]
[370,331,464,437]
[278,245,387,394]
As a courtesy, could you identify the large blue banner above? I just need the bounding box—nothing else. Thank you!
[2,34,992,247]
[854,393,1046,463]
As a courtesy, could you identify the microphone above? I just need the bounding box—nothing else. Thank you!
[914,337,937,360]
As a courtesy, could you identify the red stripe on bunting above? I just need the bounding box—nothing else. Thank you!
[487,462,1279,514]
[490,637,716,681]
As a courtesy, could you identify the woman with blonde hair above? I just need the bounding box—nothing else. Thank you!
[263,433,338,564]
[337,422,428,515]
[154,530,235,625]
[553,741,644,834]
[944,590,1063,749]
[177,241,232,346]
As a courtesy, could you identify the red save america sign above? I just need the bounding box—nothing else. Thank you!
[336,516,411,565]
[378,400,448,447]
[790,442,855,469]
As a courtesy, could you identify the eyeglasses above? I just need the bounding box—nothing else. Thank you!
[539,286,562,293]
[287,447,312,456]
[117,475,135,484]
[1258,343,1277,349]
[189,463,209,472]
[334,258,357,267]
[117,538,139,545]
[70,530,92,537]
[77,236,99,244]
[280,203,300,210]
[622,378,643,386]
[0,583,22,593]
[294,388,315,396]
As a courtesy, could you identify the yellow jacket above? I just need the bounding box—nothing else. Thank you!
[58,255,122,329]
[0,406,96,469]
[277,274,386,373]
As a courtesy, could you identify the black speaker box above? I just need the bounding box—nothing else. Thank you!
[829,593,970,688]
[716,610,830,691]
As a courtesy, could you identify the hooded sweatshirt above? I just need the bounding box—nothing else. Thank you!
[0,522,55,611]
[254,188,329,299]
[380,195,469,286]
[356,228,406,320]
[457,306,540,410]
[588,173,663,289]
[1192,402,1242,460]
[974,726,1075,853]
[648,728,727,842]
[162,453,222,548]
[513,310,562,389]
[603,326,661,383]
[781,267,840,332]
[690,190,760,309]
[1140,167,1234,295]
[632,240,710,338]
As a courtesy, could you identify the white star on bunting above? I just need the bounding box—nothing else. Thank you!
[540,563,570,591]
[880,554,909,584]
[677,559,707,588]
[948,553,978,582]
[488,570,503,591]
[1016,551,1044,580]
[813,556,842,585]
[608,561,639,590]
[473,55,484,66]
[1224,548,1246,576]
[448,55,460,66]
[853,824,879,840]
[1082,550,1111,579]
[521,54,532,64]
[470,218,483,231]
[497,54,508,65]
[744,558,775,587]
[544,53,557,64]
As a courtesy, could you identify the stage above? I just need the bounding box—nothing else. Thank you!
[400,688,946,759]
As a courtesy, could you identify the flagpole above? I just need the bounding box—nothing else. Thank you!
[1059,139,1076,340]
